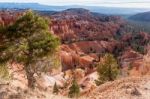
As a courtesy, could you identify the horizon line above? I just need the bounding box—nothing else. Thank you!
[0,2,150,9]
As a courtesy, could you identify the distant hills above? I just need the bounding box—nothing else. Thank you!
[0,3,150,15]
[129,11,150,22]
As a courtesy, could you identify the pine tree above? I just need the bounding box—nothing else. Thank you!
[53,82,59,94]
[0,10,60,88]
[96,53,119,85]
[68,79,80,98]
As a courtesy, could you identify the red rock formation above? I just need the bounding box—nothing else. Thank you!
[0,10,23,26]
[49,9,125,71]
[51,10,123,43]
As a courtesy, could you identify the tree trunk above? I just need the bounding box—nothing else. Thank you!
[26,70,35,88]
[25,59,36,88]
[108,65,113,81]
[25,44,36,88]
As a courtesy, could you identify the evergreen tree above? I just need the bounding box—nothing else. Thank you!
[0,10,60,88]
[96,53,119,85]
[68,79,80,98]
[53,82,59,94]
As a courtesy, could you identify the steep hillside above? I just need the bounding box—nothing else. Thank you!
[85,50,150,99]
[129,11,150,22]
[85,75,150,99]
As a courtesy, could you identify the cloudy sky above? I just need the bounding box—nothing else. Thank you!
[0,0,150,8]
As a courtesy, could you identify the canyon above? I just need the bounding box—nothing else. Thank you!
[0,8,150,99]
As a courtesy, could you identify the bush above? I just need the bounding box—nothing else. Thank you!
[0,63,10,80]
[131,43,145,54]
[53,82,59,94]
[96,53,119,85]
[68,79,80,98]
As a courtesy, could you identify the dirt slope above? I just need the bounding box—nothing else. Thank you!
[84,75,150,99]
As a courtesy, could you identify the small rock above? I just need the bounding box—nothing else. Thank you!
[0,91,7,99]
[8,94,22,99]
[131,87,142,96]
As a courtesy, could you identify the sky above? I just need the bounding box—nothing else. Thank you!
[0,0,150,8]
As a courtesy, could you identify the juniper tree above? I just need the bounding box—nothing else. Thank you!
[96,53,119,85]
[53,82,59,94]
[68,79,80,98]
[0,10,60,88]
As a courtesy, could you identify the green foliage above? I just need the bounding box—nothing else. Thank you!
[0,10,60,88]
[5,10,60,62]
[116,21,149,55]
[6,10,49,38]
[68,79,80,98]
[53,82,59,94]
[0,63,10,80]
[130,34,146,54]
[131,43,145,54]
[0,25,12,80]
[128,63,133,70]
[96,53,119,85]
[0,25,4,32]
[51,55,61,69]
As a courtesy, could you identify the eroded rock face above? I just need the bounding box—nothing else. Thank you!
[50,9,125,71]
[0,10,23,26]
[60,40,120,71]
[51,9,124,43]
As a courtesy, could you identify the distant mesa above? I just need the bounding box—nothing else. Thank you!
[63,8,90,14]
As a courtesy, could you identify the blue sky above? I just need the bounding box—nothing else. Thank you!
[0,0,150,8]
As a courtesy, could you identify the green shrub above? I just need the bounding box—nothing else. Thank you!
[68,79,80,98]
[96,53,119,85]
[128,63,133,70]
[0,63,10,80]
[53,82,59,94]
